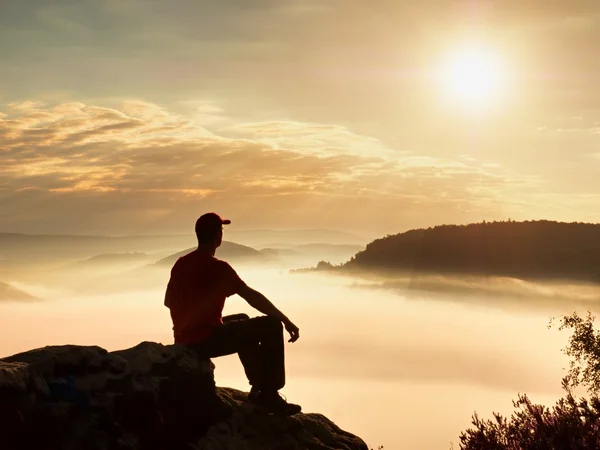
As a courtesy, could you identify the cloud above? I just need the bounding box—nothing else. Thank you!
[347,272,600,314]
[222,121,391,159]
[0,100,554,234]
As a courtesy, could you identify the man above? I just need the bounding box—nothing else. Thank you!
[164,212,301,415]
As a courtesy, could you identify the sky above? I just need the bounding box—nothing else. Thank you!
[2,0,600,236]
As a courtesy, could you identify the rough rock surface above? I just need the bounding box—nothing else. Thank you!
[0,342,368,450]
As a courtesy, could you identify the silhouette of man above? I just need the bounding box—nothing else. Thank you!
[164,212,301,415]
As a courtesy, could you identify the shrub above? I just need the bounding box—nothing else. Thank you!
[459,311,600,450]
[459,393,600,449]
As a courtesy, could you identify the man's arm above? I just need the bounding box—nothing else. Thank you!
[237,284,300,343]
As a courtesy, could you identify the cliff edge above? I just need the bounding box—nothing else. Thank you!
[0,342,367,450]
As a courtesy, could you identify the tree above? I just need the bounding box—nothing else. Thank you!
[315,260,334,270]
[549,311,600,394]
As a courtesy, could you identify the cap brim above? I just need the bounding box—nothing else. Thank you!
[222,219,231,225]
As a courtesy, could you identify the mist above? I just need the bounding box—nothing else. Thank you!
[1,257,594,449]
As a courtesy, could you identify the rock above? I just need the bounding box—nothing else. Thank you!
[195,388,367,450]
[0,342,368,450]
[3,345,111,377]
[111,341,180,375]
[0,361,30,393]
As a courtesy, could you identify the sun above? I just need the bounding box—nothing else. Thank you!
[438,46,505,108]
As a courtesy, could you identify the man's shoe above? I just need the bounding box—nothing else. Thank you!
[247,388,261,404]
[255,392,302,416]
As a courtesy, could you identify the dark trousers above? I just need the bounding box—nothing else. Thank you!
[188,314,285,393]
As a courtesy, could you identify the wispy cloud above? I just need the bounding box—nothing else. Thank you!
[0,100,561,234]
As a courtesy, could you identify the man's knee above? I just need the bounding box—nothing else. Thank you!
[260,315,283,331]
[223,313,249,323]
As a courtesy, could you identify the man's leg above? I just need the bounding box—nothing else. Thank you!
[219,314,266,391]
[190,315,285,393]
[236,316,285,393]
[222,313,250,324]
[190,315,299,414]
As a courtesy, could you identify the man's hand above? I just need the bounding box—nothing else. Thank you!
[284,319,300,343]
[237,285,300,342]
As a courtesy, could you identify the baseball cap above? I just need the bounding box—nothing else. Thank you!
[195,212,231,235]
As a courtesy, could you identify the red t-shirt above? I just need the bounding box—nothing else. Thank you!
[165,250,246,345]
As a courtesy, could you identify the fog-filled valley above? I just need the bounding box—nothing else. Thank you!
[0,231,363,297]
[1,231,598,449]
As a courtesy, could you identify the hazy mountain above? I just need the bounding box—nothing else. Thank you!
[0,282,39,302]
[5,252,163,290]
[154,241,270,267]
[0,231,366,264]
[259,248,301,258]
[292,243,363,252]
[259,243,364,268]
[72,253,151,267]
[0,233,194,263]
[332,220,600,283]
[69,242,271,295]
[223,229,370,247]
[0,232,365,292]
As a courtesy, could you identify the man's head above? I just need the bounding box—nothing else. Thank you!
[195,212,231,248]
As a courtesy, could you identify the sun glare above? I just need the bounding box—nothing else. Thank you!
[438,46,505,108]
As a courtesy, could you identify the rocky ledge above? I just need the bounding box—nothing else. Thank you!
[0,342,368,450]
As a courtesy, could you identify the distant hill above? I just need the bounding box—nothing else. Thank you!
[154,242,269,267]
[325,220,600,283]
[224,229,369,247]
[0,282,39,302]
[72,253,150,267]
[259,243,364,268]
[0,233,194,263]
[71,242,270,295]
[259,248,301,259]
[0,230,368,264]
[292,243,363,255]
